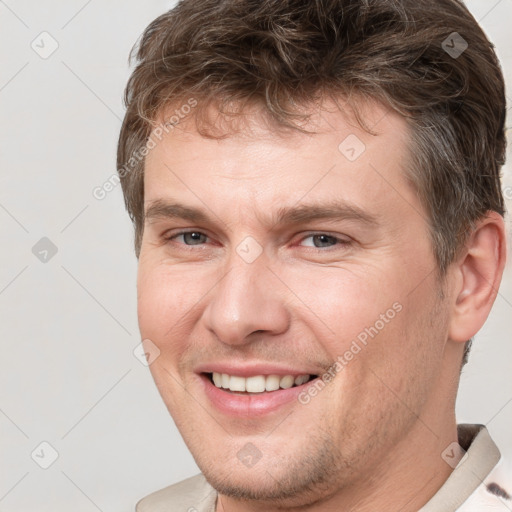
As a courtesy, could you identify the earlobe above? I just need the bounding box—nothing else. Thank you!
[448,212,507,343]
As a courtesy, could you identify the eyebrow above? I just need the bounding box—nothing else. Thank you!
[144,199,379,229]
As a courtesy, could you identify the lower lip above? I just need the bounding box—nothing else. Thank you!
[199,374,317,417]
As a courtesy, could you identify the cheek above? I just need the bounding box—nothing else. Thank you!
[279,265,402,352]
[138,257,200,322]
[137,270,168,339]
[137,260,216,369]
[137,263,188,347]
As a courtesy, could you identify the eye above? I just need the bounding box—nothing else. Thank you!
[299,233,350,249]
[163,230,351,251]
[166,230,209,246]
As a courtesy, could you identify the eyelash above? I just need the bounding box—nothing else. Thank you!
[163,230,351,251]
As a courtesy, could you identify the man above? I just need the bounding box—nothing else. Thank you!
[117,0,511,510]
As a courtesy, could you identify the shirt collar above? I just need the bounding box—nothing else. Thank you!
[419,424,501,511]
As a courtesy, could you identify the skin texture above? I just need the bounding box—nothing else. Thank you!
[137,99,506,511]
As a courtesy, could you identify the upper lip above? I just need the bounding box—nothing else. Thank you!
[194,362,320,378]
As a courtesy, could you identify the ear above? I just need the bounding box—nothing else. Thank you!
[448,211,507,343]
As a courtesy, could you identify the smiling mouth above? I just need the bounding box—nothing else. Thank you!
[203,372,318,395]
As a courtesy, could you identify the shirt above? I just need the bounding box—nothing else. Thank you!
[136,424,512,511]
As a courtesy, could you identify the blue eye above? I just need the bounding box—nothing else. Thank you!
[299,234,349,249]
[169,231,208,245]
[165,231,350,251]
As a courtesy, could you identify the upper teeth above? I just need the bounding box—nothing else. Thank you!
[211,373,311,393]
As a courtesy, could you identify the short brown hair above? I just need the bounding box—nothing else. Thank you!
[117,0,507,363]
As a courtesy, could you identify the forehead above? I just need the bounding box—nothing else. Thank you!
[143,98,415,221]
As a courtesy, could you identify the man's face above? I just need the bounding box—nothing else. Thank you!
[137,100,453,507]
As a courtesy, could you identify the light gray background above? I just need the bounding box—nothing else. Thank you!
[0,1,511,511]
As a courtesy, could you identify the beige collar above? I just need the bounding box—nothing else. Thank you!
[419,424,501,511]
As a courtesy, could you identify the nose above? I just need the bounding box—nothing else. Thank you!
[201,251,291,346]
